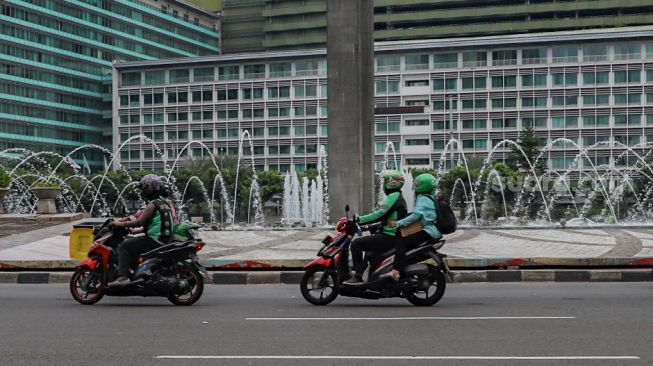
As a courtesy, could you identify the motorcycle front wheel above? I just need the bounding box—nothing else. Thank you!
[70,267,105,305]
[406,265,446,306]
[300,266,338,306]
[167,266,204,306]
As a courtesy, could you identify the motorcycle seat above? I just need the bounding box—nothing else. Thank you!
[142,241,191,257]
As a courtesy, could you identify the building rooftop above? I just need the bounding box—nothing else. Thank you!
[115,25,653,70]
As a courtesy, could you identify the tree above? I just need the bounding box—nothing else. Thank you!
[439,165,479,219]
[510,126,546,219]
[510,126,544,174]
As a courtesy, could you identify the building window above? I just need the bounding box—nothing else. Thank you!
[582,71,609,85]
[552,46,577,63]
[461,76,486,90]
[522,48,547,64]
[144,70,165,85]
[462,51,486,67]
[433,53,458,68]
[244,64,265,79]
[552,73,577,86]
[614,70,641,84]
[218,65,240,80]
[194,67,214,82]
[492,50,517,66]
[269,63,291,77]
[376,80,400,94]
[491,75,516,88]
[405,54,429,70]
[432,78,457,91]
[170,69,189,83]
[296,60,319,76]
[521,74,547,87]
[583,45,608,62]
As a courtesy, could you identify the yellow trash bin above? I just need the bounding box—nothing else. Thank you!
[69,224,96,260]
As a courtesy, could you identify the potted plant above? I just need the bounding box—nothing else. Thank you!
[32,180,62,214]
[0,169,10,214]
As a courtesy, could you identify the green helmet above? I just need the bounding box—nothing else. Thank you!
[415,173,437,194]
[382,170,405,191]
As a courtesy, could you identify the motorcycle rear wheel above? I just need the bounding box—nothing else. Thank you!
[406,266,446,306]
[70,267,104,305]
[300,266,338,306]
[167,267,204,306]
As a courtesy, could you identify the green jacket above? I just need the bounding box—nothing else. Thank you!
[358,192,407,236]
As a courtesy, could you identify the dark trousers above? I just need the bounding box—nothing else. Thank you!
[117,235,159,277]
[394,230,432,271]
[350,233,398,274]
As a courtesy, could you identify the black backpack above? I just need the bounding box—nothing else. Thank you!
[425,194,457,234]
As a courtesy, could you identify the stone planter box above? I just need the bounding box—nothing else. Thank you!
[32,187,62,214]
[0,188,7,214]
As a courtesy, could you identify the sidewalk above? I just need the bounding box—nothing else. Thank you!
[1,219,653,270]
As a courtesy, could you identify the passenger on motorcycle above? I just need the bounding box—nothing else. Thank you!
[387,173,442,280]
[344,170,408,285]
[107,174,176,286]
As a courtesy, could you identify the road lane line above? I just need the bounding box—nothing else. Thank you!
[246,316,576,321]
[155,355,639,360]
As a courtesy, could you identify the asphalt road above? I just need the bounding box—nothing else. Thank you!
[0,283,652,366]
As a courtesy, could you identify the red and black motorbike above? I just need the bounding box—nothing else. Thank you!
[69,219,207,306]
[300,206,451,306]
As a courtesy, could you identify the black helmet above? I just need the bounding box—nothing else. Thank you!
[139,174,162,200]
[160,178,171,198]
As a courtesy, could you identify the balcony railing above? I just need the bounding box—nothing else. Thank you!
[492,59,517,66]
[614,53,641,61]
[405,63,429,71]
[243,72,266,80]
[193,75,215,82]
[218,74,240,81]
[376,65,401,72]
[521,57,546,65]
[269,71,292,78]
[583,55,609,62]
[462,60,486,67]
[433,62,458,69]
[296,69,318,76]
[551,56,578,63]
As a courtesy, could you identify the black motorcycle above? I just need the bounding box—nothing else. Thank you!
[70,219,208,306]
[300,207,451,306]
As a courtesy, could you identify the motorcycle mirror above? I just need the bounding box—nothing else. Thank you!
[345,204,350,212]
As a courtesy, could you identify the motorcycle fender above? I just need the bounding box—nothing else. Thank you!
[303,257,333,269]
[76,258,98,270]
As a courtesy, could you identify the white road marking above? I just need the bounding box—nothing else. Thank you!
[246,316,576,321]
[155,355,639,360]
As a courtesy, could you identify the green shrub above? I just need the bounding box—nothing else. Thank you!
[34,180,61,188]
[0,169,10,188]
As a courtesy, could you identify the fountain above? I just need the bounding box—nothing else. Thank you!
[1,133,653,229]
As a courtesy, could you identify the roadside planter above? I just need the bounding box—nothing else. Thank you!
[32,186,62,214]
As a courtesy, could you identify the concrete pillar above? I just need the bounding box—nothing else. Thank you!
[327,0,375,221]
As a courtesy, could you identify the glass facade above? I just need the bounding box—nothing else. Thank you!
[0,0,219,166]
[114,28,653,174]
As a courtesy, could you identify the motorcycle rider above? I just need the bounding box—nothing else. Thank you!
[344,170,407,285]
[387,173,442,280]
[107,174,176,286]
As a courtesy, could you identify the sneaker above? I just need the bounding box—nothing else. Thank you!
[343,275,363,285]
[108,276,130,287]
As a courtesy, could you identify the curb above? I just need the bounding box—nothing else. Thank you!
[1,269,651,285]
[2,257,653,271]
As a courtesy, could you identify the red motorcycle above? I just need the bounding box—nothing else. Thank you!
[69,219,207,306]
[300,206,450,306]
